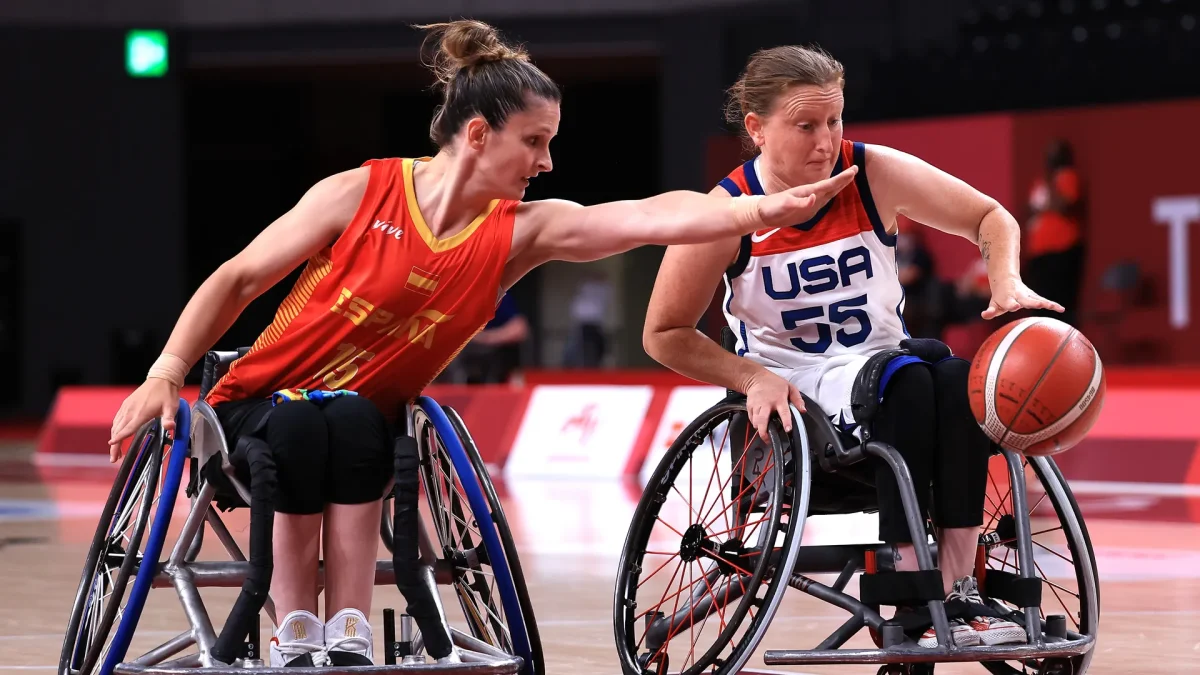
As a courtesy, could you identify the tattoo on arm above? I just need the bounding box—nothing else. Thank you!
[979,239,992,262]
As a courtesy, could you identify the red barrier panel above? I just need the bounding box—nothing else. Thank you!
[32,371,1200,490]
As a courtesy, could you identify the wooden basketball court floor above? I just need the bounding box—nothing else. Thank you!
[3,440,1199,674]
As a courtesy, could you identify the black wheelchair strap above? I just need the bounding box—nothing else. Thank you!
[983,570,1043,609]
[391,435,454,659]
[859,570,945,607]
[212,432,277,665]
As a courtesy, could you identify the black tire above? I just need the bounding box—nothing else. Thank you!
[614,400,806,675]
[443,405,545,675]
[59,422,164,675]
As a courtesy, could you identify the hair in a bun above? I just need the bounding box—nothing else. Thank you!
[415,20,560,147]
[418,20,529,85]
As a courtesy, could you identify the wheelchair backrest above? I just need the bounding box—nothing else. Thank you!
[198,347,251,399]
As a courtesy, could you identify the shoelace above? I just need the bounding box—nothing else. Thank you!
[948,579,982,604]
[325,634,372,657]
[273,640,329,667]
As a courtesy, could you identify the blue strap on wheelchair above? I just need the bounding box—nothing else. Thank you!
[877,355,924,400]
[271,388,357,406]
[850,339,956,430]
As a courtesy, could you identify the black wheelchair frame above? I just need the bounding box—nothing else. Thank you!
[614,332,1098,675]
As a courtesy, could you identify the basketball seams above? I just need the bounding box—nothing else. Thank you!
[983,319,1040,446]
[971,316,1104,456]
[999,322,1074,450]
[1005,340,1103,448]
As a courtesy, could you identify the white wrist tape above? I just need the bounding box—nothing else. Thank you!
[147,353,189,388]
[731,195,765,233]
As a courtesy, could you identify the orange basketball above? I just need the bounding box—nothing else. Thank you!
[967,317,1106,456]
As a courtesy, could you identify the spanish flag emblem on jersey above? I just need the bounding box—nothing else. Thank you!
[406,266,440,296]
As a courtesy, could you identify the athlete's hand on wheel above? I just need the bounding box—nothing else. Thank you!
[758,165,858,230]
[108,378,179,463]
[745,369,806,444]
[982,276,1065,320]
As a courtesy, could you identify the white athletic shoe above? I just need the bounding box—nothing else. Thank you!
[324,608,374,666]
[269,610,326,667]
[917,618,981,648]
[952,576,1028,646]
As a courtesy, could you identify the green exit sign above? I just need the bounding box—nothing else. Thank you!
[126,30,168,77]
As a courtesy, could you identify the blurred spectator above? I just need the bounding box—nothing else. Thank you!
[1023,139,1086,327]
[563,273,612,368]
[897,228,943,338]
[898,226,992,341]
[444,293,530,384]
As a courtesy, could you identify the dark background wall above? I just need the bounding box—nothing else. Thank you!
[0,27,183,415]
[2,1,1198,416]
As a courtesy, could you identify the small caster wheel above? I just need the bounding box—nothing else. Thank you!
[638,650,668,675]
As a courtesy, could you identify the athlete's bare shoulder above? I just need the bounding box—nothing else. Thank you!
[310,166,372,221]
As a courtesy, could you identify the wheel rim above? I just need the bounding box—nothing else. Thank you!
[615,403,801,675]
[979,454,1099,675]
[414,407,515,654]
[443,405,544,675]
[61,424,163,675]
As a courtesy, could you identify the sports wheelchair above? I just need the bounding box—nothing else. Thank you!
[614,331,1098,674]
[59,349,544,675]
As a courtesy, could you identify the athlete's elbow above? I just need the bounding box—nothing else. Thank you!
[214,260,263,307]
[642,323,670,364]
[975,199,1009,242]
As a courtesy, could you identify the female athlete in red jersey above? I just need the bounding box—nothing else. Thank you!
[643,46,1062,648]
[104,21,857,667]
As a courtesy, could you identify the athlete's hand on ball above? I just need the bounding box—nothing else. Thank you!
[758,165,859,229]
[745,369,806,443]
[108,378,179,463]
[982,276,1065,320]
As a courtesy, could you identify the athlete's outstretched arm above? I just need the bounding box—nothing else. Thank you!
[514,166,856,266]
[642,190,805,441]
[863,144,1063,320]
[107,167,369,459]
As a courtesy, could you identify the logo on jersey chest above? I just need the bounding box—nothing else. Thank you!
[330,287,454,349]
[371,219,403,241]
[754,245,876,355]
[761,245,874,299]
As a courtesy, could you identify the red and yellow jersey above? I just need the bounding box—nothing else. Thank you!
[205,157,517,419]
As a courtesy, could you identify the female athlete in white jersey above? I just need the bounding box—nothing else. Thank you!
[643,45,1062,648]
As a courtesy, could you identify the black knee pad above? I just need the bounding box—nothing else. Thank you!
[322,396,394,505]
[264,400,330,514]
[932,356,970,395]
[931,357,988,442]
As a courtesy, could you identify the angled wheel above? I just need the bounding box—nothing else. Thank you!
[614,399,808,675]
[58,421,164,675]
[978,453,1099,675]
[59,401,192,675]
[412,396,539,675]
[443,404,545,675]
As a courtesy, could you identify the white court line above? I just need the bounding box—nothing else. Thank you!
[1067,480,1200,497]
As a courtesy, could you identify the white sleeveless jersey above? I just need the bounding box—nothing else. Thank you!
[719,140,910,426]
